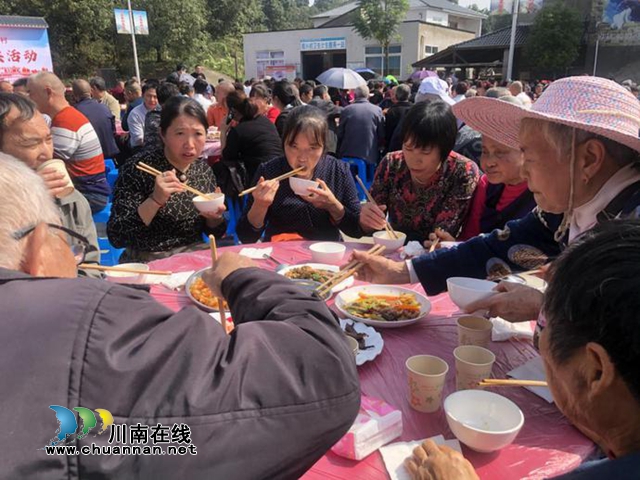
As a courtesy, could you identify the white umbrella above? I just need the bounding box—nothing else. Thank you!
[316,68,367,89]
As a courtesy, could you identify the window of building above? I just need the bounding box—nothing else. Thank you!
[364,45,402,77]
[424,45,439,56]
[256,50,284,78]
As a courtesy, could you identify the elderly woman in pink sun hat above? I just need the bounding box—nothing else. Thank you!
[350,76,640,321]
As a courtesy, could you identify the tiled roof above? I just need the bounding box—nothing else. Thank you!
[0,16,48,28]
[448,24,531,49]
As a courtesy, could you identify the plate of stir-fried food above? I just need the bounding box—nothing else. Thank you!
[186,269,229,312]
[279,264,354,294]
[335,286,431,328]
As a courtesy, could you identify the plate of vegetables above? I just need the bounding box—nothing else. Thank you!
[278,263,354,294]
[335,285,431,328]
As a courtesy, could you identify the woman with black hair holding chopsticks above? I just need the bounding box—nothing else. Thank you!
[236,105,361,243]
[107,96,226,263]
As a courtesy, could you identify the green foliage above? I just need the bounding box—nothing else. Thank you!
[0,0,318,79]
[352,0,409,75]
[314,0,349,13]
[525,3,583,72]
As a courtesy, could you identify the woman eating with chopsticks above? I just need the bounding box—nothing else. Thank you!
[107,96,226,262]
[236,105,361,243]
[359,101,479,243]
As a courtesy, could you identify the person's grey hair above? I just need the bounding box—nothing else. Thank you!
[354,85,370,100]
[29,72,66,95]
[89,77,107,92]
[465,89,477,98]
[395,84,410,102]
[509,81,523,94]
[498,95,523,106]
[0,154,60,269]
[486,87,511,99]
[520,118,640,166]
[0,93,37,148]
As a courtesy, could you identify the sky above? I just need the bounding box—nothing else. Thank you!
[458,0,491,10]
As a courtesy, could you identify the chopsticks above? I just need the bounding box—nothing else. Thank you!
[315,244,386,296]
[355,175,398,240]
[78,264,172,276]
[479,379,548,388]
[429,237,440,253]
[136,162,212,200]
[209,235,227,327]
[238,166,306,197]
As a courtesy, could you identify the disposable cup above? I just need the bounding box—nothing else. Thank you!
[406,355,449,412]
[457,315,493,348]
[37,159,74,198]
[454,345,495,391]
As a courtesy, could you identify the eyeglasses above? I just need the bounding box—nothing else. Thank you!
[12,223,98,265]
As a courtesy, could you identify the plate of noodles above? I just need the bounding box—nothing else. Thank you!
[278,263,354,294]
[335,285,431,328]
[185,268,229,312]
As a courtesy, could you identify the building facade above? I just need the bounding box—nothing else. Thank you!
[243,0,485,80]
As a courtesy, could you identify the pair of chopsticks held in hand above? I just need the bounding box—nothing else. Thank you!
[354,175,399,240]
[315,244,386,297]
[478,378,548,388]
[136,162,213,200]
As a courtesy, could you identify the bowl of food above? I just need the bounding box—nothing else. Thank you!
[288,279,332,301]
[335,285,431,328]
[193,193,225,213]
[446,277,498,311]
[309,242,346,264]
[444,390,524,453]
[185,269,229,312]
[372,231,407,252]
[289,177,319,197]
[105,263,150,284]
[278,263,353,293]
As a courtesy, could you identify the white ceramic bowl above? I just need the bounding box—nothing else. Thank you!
[447,277,498,311]
[372,231,407,252]
[105,263,150,284]
[193,193,225,213]
[309,242,346,264]
[289,177,319,197]
[444,390,524,453]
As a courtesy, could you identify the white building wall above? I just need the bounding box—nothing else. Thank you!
[454,16,482,35]
[426,9,449,26]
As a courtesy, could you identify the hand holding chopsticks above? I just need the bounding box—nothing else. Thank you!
[479,378,548,388]
[136,162,212,200]
[315,244,386,296]
[238,166,306,197]
[355,175,398,240]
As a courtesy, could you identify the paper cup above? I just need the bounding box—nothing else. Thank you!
[457,315,493,349]
[37,159,74,198]
[406,355,449,413]
[454,345,496,391]
[346,336,359,358]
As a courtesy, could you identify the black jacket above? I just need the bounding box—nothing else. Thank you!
[223,115,283,184]
[0,267,360,479]
[75,98,120,159]
[384,101,411,149]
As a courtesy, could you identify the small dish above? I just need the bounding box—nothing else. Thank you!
[447,277,498,311]
[372,231,407,252]
[339,319,384,366]
[289,177,319,197]
[193,193,225,213]
[309,242,346,264]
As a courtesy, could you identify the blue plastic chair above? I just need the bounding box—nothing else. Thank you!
[341,157,370,201]
[97,237,124,266]
[104,158,116,173]
[92,202,112,225]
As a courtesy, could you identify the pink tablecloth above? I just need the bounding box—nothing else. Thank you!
[202,140,221,159]
[148,241,595,480]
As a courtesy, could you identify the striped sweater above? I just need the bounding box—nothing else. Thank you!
[51,106,110,197]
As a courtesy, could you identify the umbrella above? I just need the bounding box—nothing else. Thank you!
[385,75,398,85]
[410,69,438,81]
[316,68,367,89]
[354,68,378,81]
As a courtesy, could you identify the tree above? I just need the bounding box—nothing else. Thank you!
[352,0,409,76]
[524,3,583,75]
[314,0,348,12]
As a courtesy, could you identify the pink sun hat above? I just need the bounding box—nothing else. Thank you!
[452,76,640,153]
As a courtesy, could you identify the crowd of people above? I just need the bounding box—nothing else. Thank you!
[1,62,640,479]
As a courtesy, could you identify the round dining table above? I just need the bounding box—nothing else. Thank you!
[148,240,595,480]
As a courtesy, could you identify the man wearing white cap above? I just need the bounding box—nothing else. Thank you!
[351,76,640,323]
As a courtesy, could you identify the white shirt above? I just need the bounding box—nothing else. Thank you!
[453,94,466,103]
[128,102,153,147]
[194,93,213,112]
[569,163,640,243]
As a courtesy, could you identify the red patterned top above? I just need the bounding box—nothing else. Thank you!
[370,150,480,242]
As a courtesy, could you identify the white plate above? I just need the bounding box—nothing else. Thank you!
[278,263,354,294]
[335,285,431,328]
[340,319,384,366]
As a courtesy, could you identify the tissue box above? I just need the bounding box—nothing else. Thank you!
[332,396,403,460]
